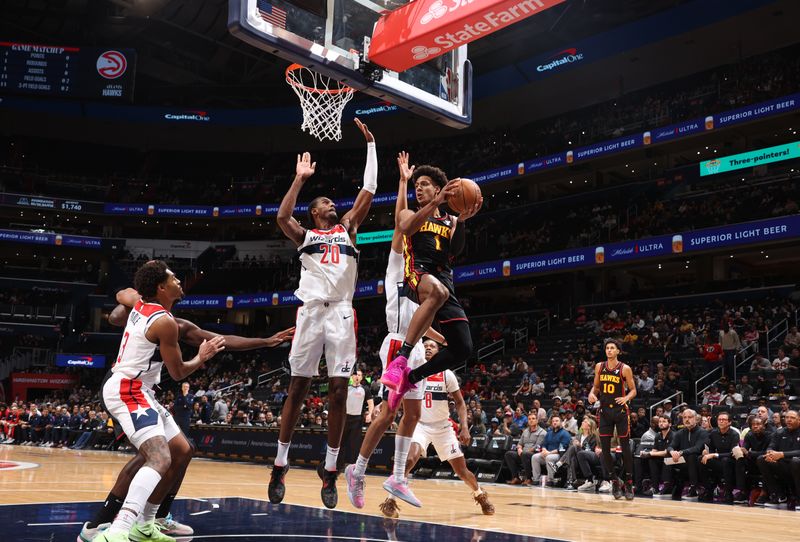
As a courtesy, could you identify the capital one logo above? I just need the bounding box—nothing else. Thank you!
[411,44,442,61]
[96,51,127,79]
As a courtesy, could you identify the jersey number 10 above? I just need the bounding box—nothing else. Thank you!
[602,383,616,395]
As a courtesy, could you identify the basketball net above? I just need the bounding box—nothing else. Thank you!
[285,64,355,142]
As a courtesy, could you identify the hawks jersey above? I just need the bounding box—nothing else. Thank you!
[404,213,455,273]
[598,361,628,409]
[112,300,173,388]
[295,224,359,303]
[420,370,460,425]
[385,248,418,335]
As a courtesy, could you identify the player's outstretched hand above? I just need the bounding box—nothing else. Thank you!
[198,335,226,362]
[354,118,375,143]
[266,326,296,347]
[397,151,414,182]
[434,178,460,205]
[296,152,316,179]
[457,189,483,222]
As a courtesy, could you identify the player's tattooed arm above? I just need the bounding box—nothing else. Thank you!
[278,152,315,246]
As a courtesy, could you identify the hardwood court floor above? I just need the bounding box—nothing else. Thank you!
[1,445,797,542]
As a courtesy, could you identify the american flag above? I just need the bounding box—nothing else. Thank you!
[257,0,287,29]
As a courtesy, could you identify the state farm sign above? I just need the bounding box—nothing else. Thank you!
[370,0,566,72]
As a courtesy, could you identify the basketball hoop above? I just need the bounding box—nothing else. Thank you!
[285,64,355,142]
[704,159,722,175]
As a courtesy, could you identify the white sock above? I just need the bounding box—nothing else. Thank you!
[473,488,484,497]
[140,501,159,523]
[354,454,370,477]
[325,446,340,471]
[393,436,412,483]
[108,466,161,533]
[275,440,291,467]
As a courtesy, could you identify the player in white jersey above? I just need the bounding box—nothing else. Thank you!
[344,151,445,511]
[95,260,225,542]
[379,339,494,519]
[270,118,378,509]
[78,287,293,542]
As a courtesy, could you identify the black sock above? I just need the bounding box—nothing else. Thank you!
[408,348,456,384]
[156,492,177,519]
[89,493,124,528]
[397,342,413,359]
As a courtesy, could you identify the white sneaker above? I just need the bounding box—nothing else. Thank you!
[577,480,595,492]
[155,514,194,538]
[598,481,612,493]
[77,521,109,542]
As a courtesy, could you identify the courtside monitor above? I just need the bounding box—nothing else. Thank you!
[228,0,472,128]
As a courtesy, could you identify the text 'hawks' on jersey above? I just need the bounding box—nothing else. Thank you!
[598,361,627,408]
[295,224,359,303]
[420,370,460,425]
[404,214,455,283]
[112,300,173,388]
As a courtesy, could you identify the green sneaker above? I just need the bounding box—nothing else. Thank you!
[129,521,176,542]
[92,531,131,542]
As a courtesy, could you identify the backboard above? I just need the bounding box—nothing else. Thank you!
[228,0,472,128]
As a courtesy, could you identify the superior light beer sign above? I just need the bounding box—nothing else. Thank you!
[369,0,566,72]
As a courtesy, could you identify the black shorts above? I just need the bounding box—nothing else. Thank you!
[598,406,630,438]
[403,263,468,325]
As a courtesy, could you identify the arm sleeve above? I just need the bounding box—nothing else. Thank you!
[449,218,466,256]
[363,142,377,194]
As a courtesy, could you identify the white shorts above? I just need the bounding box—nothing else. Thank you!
[288,300,357,378]
[379,333,426,401]
[103,372,181,449]
[411,420,463,462]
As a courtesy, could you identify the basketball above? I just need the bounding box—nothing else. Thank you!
[448,178,482,214]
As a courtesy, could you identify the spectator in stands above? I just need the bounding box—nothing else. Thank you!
[632,416,659,494]
[511,407,528,432]
[750,353,773,373]
[733,416,771,504]
[644,416,674,497]
[719,323,742,378]
[488,417,501,436]
[771,372,796,397]
[756,410,800,507]
[560,417,599,491]
[213,396,229,422]
[772,412,784,429]
[547,397,563,419]
[790,347,800,371]
[530,376,545,397]
[699,412,739,503]
[501,412,520,437]
[772,348,791,372]
[664,409,710,500]
[513,380,533,405]
[552,381,571,402]
[784,326,800,349]
[530,401,547,425]
[629,412,648,439]
[173,382,194,435]
[70,410,102,449]
[637,369,654,394]
[561,409,578,436]
[721,383,743,407]
[742,325,760,350]
[198,395,212,424]
[505,415,546,485]
[531,415,571,485]
[737,375,754,398]
[702,385,722,407]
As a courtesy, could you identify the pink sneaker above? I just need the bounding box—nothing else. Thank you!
[380,355,408,392]
[387,366,417,411]
[344,464,366,509]
[382,475,422,508]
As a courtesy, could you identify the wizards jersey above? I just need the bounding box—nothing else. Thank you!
[295,224,359,303]
[112,300,173,388]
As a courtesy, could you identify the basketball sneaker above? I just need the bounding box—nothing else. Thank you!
[611,478,624,500]
[344,464,366,509]
[129,520,175,542]
[474,491,495,515]
[597,480,612,493]
[154,514,193,539]
[77,521,109,542]
[380,356,408,392]
[731,489,747,505]
[268,464,289,504]
[379,497,400,519]
[577,480,595,492]
[382,475,421,507]
[318,463,339,509]
[623,480,634,501]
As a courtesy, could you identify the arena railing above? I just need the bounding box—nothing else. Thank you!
[477,339,504,363]
[649,391,683,419]
[256,367,285,388]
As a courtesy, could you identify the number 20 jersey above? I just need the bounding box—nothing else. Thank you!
[295,224,359,303]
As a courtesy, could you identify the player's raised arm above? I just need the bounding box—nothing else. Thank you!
[277,152,316,246]
[390,150,414,253]
[148,315,225,381]
[179,319,295,350]
[341,118,377,234]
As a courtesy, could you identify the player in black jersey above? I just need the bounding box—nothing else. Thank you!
[588,338,638,500]
[381,156,482,402]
